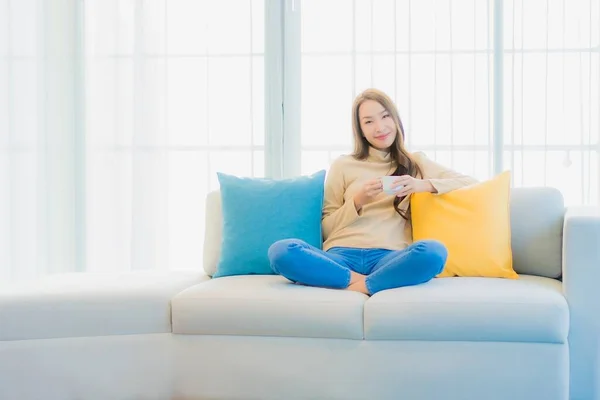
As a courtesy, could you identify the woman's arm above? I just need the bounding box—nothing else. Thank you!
[321,158,360,240]
[414,151,478,194]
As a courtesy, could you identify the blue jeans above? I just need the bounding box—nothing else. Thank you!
[267,239,448,295]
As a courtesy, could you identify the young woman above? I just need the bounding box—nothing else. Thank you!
[268,88,477,295]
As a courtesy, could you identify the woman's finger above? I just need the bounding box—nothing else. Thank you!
[396,186,412,197]
[369,181,382,191]
[395,175,411,183]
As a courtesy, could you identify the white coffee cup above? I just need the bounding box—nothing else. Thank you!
[380,176,404,195]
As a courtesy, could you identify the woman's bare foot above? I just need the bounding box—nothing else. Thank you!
[346,271,370,295]
[348,271,364,285]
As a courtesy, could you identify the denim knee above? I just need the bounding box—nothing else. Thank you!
[267,238,304,274]
[413,239,448,274]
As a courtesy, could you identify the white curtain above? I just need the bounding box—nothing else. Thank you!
[83,0,265,274]
[1,0,81,281]
[1,0,265,281]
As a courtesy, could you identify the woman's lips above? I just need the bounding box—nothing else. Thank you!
[375,133,391,141]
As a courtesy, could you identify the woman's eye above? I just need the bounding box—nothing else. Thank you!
[383,114,390,118]
[365,121,372,124]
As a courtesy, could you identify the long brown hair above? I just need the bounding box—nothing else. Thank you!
[351,88,422,220]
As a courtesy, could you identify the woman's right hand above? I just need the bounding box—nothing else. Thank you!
[353,178,383,212]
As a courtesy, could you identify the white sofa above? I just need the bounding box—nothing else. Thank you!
[1,187,599,400]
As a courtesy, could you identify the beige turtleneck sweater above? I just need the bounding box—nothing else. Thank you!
[322,148,478,251]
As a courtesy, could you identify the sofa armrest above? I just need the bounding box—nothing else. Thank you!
[563,206,600,400]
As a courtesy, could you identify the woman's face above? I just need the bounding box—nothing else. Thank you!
[358,100,397,151]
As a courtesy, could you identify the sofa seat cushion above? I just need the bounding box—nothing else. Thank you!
[364,275,568,343]
[171,275,367,339]
[0,270,209,341]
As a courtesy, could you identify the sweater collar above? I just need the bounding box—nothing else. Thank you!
[367,146,392,163]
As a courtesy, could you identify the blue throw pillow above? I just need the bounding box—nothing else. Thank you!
[213,170,326,278]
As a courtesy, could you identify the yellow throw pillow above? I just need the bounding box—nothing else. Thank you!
[410,171,518,279]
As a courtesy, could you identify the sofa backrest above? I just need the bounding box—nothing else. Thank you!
[203,187,565,279]
[203,191,223,277]
[509,187,564,279]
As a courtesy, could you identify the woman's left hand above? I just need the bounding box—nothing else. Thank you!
[391,175,436,197]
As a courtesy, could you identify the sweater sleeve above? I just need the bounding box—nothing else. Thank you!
[414,151,479,194]
[321,158,360,240]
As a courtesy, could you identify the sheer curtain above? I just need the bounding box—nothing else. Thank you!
[1,0,265,281]
[83,0,265,274]
[1,0,82,281]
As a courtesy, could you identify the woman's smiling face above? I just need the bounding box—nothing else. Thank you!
[357,99,397,150]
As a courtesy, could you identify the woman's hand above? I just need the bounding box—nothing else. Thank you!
[391,175,436,197]
[353,178,383,211]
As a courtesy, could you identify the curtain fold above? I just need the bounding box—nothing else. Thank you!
[1,0,80,281]
[82,0,265,275]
